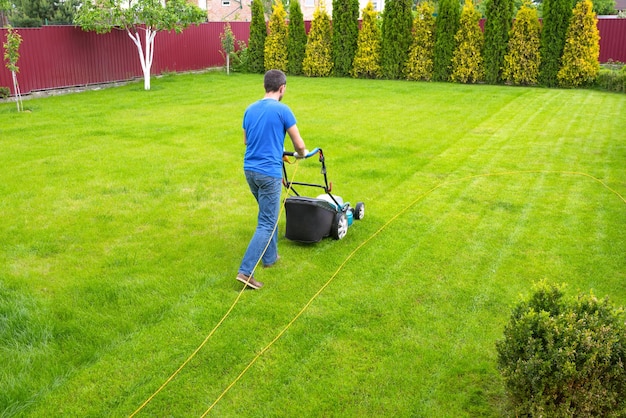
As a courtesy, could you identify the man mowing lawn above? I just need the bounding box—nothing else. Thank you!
[237,69,308,290]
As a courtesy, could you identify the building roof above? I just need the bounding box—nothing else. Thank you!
[615,0,626,10]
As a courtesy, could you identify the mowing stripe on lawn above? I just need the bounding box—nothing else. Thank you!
[199,170,624,415]
[130,168,625,417]
[129,159,304,418]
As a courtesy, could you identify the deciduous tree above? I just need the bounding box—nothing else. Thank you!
[75,0,205,91]
[220,23,236,75]
[3,25,23,112]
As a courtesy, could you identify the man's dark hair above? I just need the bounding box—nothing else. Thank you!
[264,69,287,92]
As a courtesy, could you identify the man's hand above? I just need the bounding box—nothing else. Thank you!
[294,149,309,159]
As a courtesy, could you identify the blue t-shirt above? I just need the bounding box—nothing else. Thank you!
[243,98,297,178]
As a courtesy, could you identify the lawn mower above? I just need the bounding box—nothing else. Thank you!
[282,148,364,243]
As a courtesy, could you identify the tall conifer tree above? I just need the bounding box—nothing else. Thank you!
[287,0,307,75]
[248,0,267,74]
[332,0,360,77]
[557,0,600,87]
[381,0,413,79]
[433,0,461,82]
[502,0,541,85]
[539,0,574,86]
[483,0,514,84]
[351,1,382,79]
[450,0,484,83]
[404,1,436,81]
[264,0,288,71]
[303,4,333,77]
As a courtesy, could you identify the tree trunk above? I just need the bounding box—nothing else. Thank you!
[11,71,23,112]
[127,28,157,90]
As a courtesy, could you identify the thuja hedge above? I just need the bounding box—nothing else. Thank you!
[496,282,626,417]
[233,0,614,91]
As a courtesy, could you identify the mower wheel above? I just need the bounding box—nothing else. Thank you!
[331,211,348,240]
[354,202,365,220]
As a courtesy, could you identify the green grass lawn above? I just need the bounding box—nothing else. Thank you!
[1,72,625,417]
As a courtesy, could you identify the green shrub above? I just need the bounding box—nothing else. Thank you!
[450,0,484,84]
[332,0,359,77]
[264,0,288,72]
[287,0,307,75]
[502,0,541,85]
[247,0,267,74]
[351,1,382,79]
[404,1,436,81]
[303,4,333,77]
[0,86,10,98]
[380,0,413,79]
[496,281,626,417]
[230,40,250,73]
[557,0,600,88]
[433,0,461,82]
[595,67,626,93]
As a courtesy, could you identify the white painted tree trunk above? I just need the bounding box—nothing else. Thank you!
[127,28,157,90]
[11,70,23,112]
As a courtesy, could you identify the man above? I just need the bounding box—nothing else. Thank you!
[237,69,308,289]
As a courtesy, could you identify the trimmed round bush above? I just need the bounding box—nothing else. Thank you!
[496,281,626,417]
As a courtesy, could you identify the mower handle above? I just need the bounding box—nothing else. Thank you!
[283,147,321,159]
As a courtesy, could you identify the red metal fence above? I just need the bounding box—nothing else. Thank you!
[596,18,626,63]
[0,22,250,95]
[1,19,625,96]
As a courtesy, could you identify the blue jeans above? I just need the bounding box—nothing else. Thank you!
[239,170,282,276]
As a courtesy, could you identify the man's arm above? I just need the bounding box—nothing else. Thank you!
[287,125,306,156]
[243,129,247,145]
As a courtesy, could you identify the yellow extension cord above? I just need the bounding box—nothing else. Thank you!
[129,157,303,418]
[130,169,625,417]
